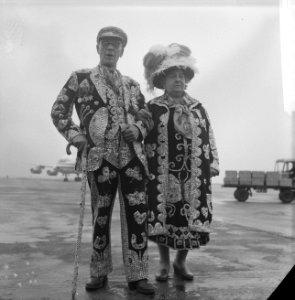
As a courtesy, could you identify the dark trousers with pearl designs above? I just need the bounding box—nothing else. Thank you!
[87,158,149,282]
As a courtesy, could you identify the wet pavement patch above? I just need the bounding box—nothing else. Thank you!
[0,179,294,300]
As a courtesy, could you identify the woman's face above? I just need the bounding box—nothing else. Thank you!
[163,69,186,97]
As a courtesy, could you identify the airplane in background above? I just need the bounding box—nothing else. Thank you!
[30,165,46,174]
[30,155,81,181]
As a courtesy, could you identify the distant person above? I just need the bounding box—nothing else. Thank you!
[51,26,154,296]
[141,43,219,281]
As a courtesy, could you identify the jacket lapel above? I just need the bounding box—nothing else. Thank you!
[121,76,131,113]
[89,66,107,104]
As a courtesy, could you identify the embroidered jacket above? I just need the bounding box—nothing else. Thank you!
[144,93,219,236]
[51,65,149,174]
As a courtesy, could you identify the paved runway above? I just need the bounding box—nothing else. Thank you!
[0,177,294,300]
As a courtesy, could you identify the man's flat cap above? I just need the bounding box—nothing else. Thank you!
[97,26,128,47]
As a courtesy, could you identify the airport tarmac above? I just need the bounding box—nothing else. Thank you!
[0,177,294,300]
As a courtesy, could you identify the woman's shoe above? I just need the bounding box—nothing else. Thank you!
[173,263,194,281]
[155,268,169,282]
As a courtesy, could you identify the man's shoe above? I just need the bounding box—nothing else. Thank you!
[85,276,108,291]
[128,279,155,295]
[173,263,194,281]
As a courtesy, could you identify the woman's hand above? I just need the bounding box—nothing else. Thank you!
[210,167,219,177]
[135,109,154,131]
[136,109,152,121]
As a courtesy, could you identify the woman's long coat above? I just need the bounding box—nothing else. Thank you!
[144,92,219,248]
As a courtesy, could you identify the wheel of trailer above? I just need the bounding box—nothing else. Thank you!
[234,188,249,202]
[279,189,294,204]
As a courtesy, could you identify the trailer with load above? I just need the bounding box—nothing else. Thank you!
[222,159,295,203]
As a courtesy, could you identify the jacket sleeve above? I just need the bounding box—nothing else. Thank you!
[50,72,83,143]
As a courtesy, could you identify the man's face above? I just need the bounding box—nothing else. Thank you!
[97,37,124,68]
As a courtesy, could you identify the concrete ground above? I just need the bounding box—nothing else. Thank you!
[0,177,294,300]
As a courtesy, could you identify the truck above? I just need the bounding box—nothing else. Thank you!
[222,159,295,203]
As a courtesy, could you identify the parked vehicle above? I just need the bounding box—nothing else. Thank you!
[222,159,295,203]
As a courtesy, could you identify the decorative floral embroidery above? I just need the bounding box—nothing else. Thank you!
[126,191,146,206]
[149,173,156,180]
[129,85,139,111]
[166,203,176,217]
[203,144,210,159]
[207,193,213,214]
[148,222,166,236]
[79,104,94,124]
[125,166,143,181]
[94,235,107,250]
[79,78,90,93]
[180,203,192,221]
[87,147,105,171]
[133,211,147,225]
[131,233,147,250]
[194,199,201,209]
[165,224,194,239]
[77,80,95,104]
[148,211,155,222]
[167,174,182,203]
[67,73,78,91]
[195,109,207,130]
[51,103,65,117]
[173,104,192,139]
[97,166,117,183]
[90,245,113,277]
[201,207,208,218]
[56,88,69,103]
[57,119,68,130]
[145,143,156,158]
[78,96,94,104]
[176,240,184,247]
[97,216,108,227]
[97,194,112,208]
[88,107,108,148]
[125,249,148,281]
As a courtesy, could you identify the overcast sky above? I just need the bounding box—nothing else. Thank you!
[0,0,292,181]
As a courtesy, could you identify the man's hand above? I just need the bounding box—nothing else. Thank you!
[71,134,87,153]
[122,125,140,143]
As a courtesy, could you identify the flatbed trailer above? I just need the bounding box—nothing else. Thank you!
[222,159,295,203]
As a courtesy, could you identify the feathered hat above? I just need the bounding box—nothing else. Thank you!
[143,43,198,91]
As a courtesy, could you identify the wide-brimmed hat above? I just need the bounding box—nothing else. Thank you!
[97,26,128,47]
[143,43,198,90]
